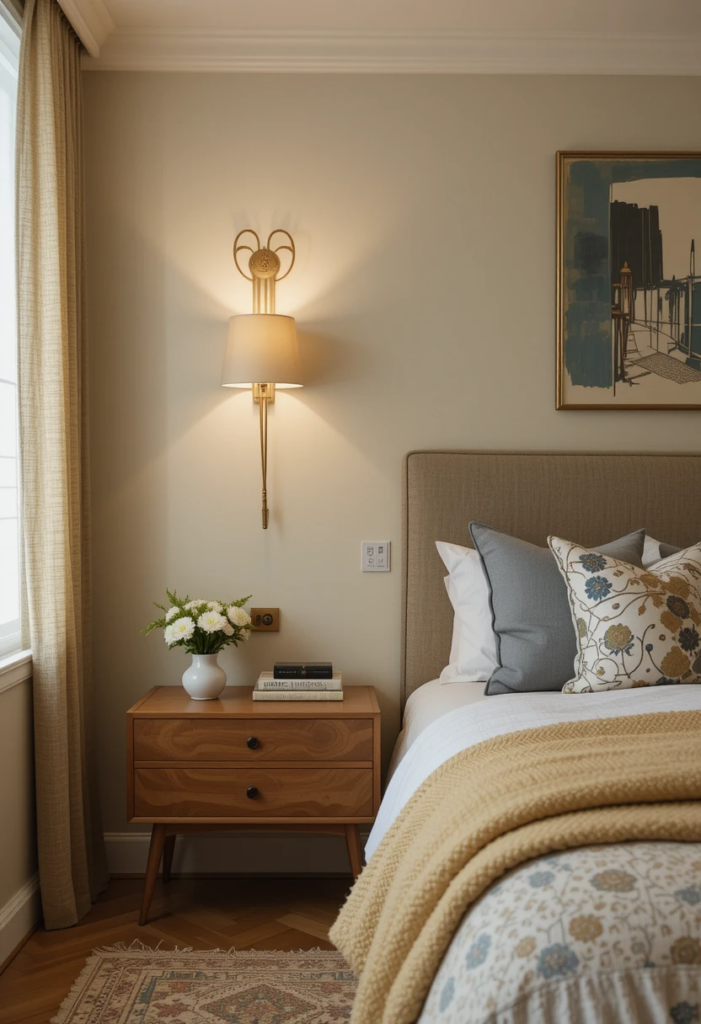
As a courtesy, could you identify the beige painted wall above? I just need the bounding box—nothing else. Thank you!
[83,73,701,838]
[0,681,36,907]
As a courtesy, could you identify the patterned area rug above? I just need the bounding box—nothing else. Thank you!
[52,943,356,1023]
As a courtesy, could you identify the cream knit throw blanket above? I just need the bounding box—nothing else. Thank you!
[330,711,701,1024]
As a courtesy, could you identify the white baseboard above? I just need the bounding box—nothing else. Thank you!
[105,830,368,877]
[0,874,40,968]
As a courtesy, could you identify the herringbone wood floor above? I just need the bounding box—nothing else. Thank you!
[0,876,351,1024]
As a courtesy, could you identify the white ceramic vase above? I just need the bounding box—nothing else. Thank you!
[182,653,227,700]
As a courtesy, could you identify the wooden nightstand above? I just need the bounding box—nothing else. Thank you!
[126,685,381,925]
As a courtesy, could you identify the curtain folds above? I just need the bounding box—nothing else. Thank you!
[16,0,107,930]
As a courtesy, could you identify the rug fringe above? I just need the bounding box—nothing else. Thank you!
[50,954,103,1024]
[94,939,192,954]
[93,943,339,956]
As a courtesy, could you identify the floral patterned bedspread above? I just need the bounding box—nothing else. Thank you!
[419,842,701,1024]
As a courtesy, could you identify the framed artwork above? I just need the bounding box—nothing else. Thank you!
[557,151,701,410]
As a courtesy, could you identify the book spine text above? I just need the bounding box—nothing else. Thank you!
[252,690,344,701]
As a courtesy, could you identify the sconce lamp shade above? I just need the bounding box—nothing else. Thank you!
[221,314,303,388]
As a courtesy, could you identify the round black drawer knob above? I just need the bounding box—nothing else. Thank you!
[247,736,259,750]
[246,786,259,800]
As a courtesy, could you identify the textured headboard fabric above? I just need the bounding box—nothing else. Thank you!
[401,450,701,706]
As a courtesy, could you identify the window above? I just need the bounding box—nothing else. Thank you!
[0,5,20,658]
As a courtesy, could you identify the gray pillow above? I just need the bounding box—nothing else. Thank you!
[469,524,646,696]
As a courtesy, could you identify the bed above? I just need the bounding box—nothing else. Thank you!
[332,451,701,1024]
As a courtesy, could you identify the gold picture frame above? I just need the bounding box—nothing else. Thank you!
[557,151,701,410]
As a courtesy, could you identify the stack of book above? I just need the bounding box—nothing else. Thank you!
[252,662,343,701]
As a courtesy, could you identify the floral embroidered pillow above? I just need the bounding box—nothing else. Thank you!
[548,537,701,693]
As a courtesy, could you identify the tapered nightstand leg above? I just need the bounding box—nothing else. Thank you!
[139,824,166,925]
[345,824,364,879]
[162,835,176,883]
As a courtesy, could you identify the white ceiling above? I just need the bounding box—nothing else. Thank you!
[60,0,701,74]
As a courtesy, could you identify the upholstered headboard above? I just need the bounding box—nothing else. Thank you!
[401,450,701,706]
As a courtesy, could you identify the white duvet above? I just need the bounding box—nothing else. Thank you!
[366,684,701,861]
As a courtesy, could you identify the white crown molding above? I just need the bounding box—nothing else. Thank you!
[0,0,22,33]
[83,28,701,75]
[58,0,114,58]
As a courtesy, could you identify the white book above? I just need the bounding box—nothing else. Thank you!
[256,672,343,691]
[252,689,344,701]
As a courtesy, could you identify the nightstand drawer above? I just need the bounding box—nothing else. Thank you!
[133,767,374,818]
[134,718,373,762]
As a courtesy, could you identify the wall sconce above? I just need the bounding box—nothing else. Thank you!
[221,230,303,529]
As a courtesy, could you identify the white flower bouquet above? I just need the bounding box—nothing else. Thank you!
[144,589,253,655]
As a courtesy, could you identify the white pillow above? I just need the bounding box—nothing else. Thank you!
[642,534,663,568]
[643,534,683,568]
[436,541,498,683]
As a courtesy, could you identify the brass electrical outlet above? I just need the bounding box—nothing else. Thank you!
[250,607,280,632]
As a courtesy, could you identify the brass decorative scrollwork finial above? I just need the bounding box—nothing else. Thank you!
[233,229,296,314]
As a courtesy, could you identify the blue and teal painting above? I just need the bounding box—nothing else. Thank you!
[558,153,701,408]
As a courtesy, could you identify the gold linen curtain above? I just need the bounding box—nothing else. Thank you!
[16,0,107,929]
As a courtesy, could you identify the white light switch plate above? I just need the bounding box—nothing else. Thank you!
[362,541,391,572]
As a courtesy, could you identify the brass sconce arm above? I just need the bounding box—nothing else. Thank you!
[258,383,272,530]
